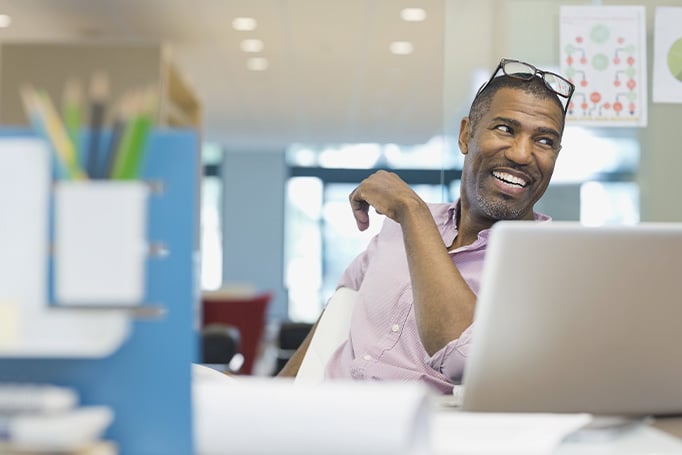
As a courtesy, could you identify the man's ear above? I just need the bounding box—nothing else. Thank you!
[458,117,471,155]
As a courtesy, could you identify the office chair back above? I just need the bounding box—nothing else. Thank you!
[295,287,358,385]
[202,291,272,375]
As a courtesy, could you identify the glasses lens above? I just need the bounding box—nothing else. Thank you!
[544,73,572,97]
[502,61,535,79]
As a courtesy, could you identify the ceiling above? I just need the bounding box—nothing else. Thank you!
[0,0,449,150]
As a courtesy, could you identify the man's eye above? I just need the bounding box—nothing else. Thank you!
[538,137,555,147]
[495,125,512,134]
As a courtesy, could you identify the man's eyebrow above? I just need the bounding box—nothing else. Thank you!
[491,116,560,138]
[535,126,561,138]
[490,116,520,127]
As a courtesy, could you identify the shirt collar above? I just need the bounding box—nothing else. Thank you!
[446,199,552,251]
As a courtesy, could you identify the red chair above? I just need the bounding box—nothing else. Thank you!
[201,291,272,375]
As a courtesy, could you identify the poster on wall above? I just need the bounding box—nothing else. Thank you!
[653,7,682,103]
[559,6,647,127]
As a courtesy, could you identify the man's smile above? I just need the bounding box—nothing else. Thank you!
[491,170,529,188]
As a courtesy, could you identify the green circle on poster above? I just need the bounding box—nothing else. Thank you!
[592,53,609,71]
[668,38,682,82]
[590,24,610,44]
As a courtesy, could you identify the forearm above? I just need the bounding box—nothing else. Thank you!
[347,170,476,355]
[399,201,476,356]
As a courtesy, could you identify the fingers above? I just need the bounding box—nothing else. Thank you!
[349,170,408,231]
[349,187,370,231]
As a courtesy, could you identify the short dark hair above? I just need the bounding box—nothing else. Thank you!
[467,75,566,135]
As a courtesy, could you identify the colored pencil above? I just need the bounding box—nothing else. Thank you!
[86,71,109,179]
[111,88,155,180]
[20,84,67,180]
[104,92,133,179]
[22,85,85,180]
[62,77,83,169]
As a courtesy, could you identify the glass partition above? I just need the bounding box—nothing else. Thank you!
[282,0,640,320]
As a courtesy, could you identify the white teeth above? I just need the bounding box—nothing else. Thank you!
[493,171,527,187]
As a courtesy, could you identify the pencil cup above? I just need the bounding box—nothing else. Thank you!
[54,181,149,305]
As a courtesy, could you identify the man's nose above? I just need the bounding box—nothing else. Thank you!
[505,138,533,164]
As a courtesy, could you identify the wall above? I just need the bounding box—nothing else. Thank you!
[222,149,288,320]
[0,42,162,125]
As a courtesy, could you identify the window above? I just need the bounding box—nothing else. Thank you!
[200,143,223,291]
[284,139,458,321]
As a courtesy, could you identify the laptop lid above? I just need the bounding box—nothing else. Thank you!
[461,221,682,416]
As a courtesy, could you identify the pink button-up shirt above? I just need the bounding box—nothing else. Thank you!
[324,201,549,393]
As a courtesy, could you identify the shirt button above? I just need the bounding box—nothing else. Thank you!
[391,324,400,333]
[363,354,372,361]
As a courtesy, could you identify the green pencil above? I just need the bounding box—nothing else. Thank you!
[111,88,155,179]
[62,78,83,169]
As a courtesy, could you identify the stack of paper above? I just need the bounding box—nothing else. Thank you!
[193,374,431,455]
[0,383,116,454]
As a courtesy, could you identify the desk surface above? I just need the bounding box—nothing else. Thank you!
[431,399,682,455]
[652,417,682,439]
[556,421,682,454]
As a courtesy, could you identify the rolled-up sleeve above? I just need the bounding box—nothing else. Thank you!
[427,324,473,382]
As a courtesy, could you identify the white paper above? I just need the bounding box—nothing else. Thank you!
[431,412,592,455]
[653,7,682,103]
[560,6,647,127]
[192,377,431,455]
[0,139,50,317]
[55,181,149,305]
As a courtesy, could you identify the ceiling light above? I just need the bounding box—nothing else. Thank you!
[390,41,414,55]
[240,39,264,53]
[232,17,257,31]
[0,14,11,28]
[400,8,426,22]
[246,57,269,71]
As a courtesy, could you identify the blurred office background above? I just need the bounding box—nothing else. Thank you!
[1,0,680,375]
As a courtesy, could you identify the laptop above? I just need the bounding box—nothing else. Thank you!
[461,221,682,416]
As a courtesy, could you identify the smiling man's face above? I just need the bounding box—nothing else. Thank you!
[458,86,564,223]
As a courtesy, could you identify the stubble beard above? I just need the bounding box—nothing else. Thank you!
[476,192,525,220]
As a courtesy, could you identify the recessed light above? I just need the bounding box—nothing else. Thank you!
[390,41,414,55]
[240,39,264,53]
[0,14,11,28]
[232,17,257,31]
[400,8,426,22]
[247,57,269,71]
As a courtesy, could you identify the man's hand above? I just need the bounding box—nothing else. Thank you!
[349,170,424,231]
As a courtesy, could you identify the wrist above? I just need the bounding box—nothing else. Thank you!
[396,197,430,225]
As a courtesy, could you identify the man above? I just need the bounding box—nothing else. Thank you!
[278,59,575,393]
